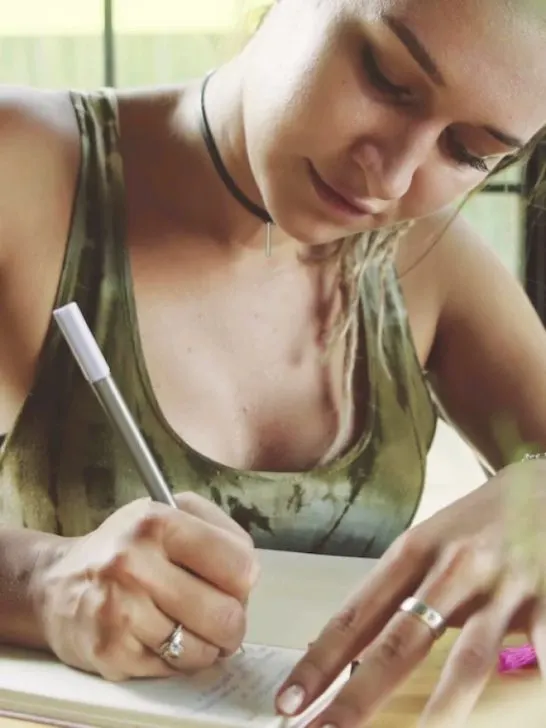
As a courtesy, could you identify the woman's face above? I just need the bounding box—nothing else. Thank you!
[241,0,546,244]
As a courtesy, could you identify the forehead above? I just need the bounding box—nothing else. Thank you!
[340,0,546,140]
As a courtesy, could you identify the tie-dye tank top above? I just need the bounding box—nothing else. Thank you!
[0,90,436,558]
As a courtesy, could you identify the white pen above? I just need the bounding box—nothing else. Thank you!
[53,302,177,508]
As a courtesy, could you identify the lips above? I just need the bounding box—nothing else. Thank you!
[308,162,383,219]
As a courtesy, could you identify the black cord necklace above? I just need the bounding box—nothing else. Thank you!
[199,72,273,228]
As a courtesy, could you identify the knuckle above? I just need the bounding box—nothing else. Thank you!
[175,491,203,511]
[454,642,492,676]
[175,492,253,546]
[98,551,141,590]
[374,628,411,668]
[130,510,167,542]
[389,529,427,567]
[214,535,257,597]
[100,552,132,580]
[292,653,332,687]
[432,538,498,594]
[213,596,246,644]
[236,527,254,549]
[515,572,540,600]
[193,642,221,669]
[328,604,361,636]
[444,538,474,565]
[196,591,247,649]
[236,545,259,591]
[437,539,475,577]
[285,639,354,696]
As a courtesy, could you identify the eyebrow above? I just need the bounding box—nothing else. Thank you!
[383,15,446,87]
[382,15,525,152]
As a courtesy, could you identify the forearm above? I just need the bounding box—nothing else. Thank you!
[0,527,70,649]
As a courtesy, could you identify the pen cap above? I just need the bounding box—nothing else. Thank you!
[53,303,110,383]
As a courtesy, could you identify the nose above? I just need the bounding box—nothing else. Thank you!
[352,120,439,202]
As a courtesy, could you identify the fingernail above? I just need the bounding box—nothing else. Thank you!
[277,684,306,715]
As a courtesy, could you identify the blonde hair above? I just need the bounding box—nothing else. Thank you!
[320,224,411,460]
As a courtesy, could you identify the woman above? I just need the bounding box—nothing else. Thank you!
[0,0,545,723]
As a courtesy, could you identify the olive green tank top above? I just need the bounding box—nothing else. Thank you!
[0,90,436,558]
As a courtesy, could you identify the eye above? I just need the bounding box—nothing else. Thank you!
[444,128,490,173]
[362,45,413,104]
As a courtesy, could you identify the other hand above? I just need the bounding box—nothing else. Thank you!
[276,459,546,727]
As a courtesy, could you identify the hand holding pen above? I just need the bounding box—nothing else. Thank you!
[29,303,259,681]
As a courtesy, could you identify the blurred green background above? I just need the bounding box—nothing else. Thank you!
[0,0,523,276]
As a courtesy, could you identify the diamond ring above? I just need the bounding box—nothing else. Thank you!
[159,624,185,661]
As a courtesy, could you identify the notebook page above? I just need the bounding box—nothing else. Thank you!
[0,550,364,727]
[0,643,348,728]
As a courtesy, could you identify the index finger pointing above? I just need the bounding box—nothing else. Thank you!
[276,607,362,716]
[276,533,429,716]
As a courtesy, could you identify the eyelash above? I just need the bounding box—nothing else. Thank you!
[444,129,489,173]
[362,46,489,174]
[362,45,412,101]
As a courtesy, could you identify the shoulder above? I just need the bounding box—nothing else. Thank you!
[411,207,526,326]
[0,86,80,263]
[0,88,84,423]
[396,205,511,294]
[394,206,519,365]
[0,86,79,171]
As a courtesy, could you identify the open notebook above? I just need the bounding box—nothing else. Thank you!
[0,550,375,728]
[0,642,348,728]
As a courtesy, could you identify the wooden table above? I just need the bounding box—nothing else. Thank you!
[376,632,538,727]
[0,631,539,728]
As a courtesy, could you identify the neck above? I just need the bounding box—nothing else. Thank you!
[168,64,342,263]
[170,62,269,247]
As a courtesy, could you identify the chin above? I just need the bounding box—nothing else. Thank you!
[274,207,383,246]
[274,214,344,245]
[269,193,394,247]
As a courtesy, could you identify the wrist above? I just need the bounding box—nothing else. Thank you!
[27,533,77,649]
[0,528,77,649]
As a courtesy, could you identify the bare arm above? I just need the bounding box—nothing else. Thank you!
[426,212,546,468]
[0,88,81,648]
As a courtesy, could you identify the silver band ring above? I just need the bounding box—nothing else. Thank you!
[159,624,185,661]
[399,596,447,639]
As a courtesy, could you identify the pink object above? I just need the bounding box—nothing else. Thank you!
[498,644,538,673]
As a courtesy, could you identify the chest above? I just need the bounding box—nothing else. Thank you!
[128,239,368,472]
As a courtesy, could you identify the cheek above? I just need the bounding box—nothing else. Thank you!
[245,83,340,185]
[243,69,319,167]
[247,40,364,159]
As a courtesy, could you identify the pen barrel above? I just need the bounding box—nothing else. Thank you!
[93,377,177,508]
